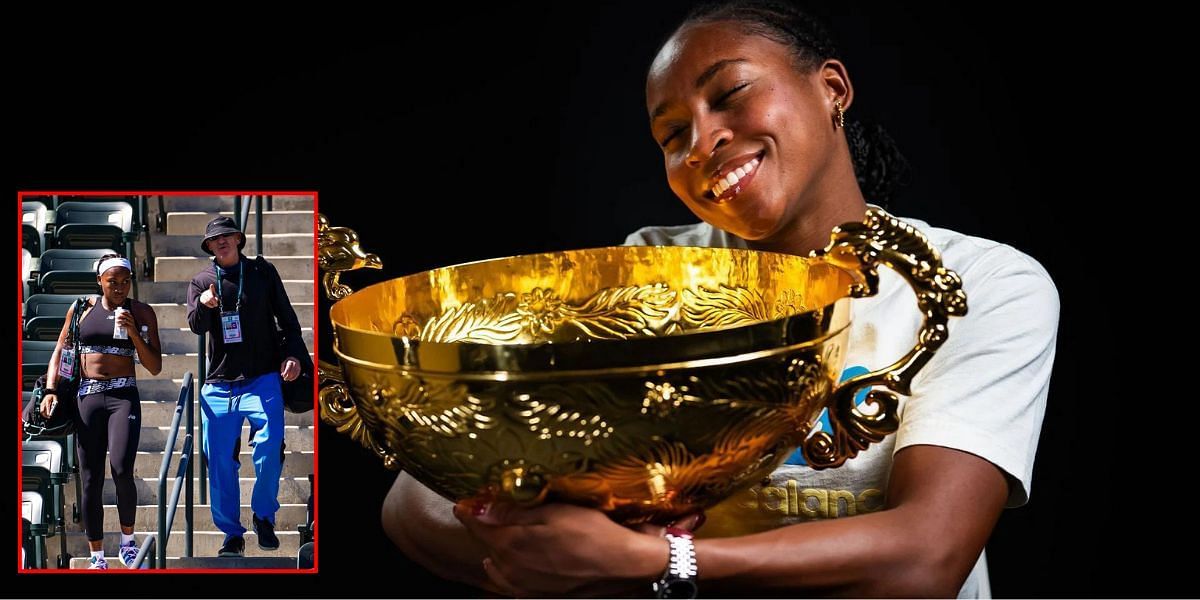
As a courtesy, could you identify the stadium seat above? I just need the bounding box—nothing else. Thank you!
[22,248,33,302]
[24,294,80,342]
[22,493,46,569]
[52,201,132,251]
[36,249,114,295]
[56,195,146,238]
[22,440,71,568]
[22,201,47,256]
[21,340,56,390]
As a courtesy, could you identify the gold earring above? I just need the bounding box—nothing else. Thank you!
[834,100,846,129]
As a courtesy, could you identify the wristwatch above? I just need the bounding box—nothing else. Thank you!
[653,527,698,599]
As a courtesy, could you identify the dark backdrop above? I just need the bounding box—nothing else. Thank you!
[14,2,1168,597]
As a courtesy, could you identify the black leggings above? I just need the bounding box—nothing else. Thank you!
[76,386,141,542]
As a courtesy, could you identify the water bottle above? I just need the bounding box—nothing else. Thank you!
[113,307,129,340]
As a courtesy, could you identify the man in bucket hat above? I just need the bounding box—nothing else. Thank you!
[187,216,305,557]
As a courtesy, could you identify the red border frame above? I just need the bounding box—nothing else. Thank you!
[17,191,319,575]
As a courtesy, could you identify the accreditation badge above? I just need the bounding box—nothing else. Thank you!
[58,347,75,378]
[221,311,243,344]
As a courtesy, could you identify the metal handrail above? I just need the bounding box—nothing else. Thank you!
[155,372,195,568]
[140,194,156,281]
[255,195,263,255]
[197,334,207,504]
[130,533,157,570]
[155,195,166,233]
[234,195,252,232]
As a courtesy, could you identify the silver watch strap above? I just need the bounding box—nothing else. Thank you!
[654,530,698,598]
[666,532,697,579]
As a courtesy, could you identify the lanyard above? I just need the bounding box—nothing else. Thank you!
[214,258,244,313]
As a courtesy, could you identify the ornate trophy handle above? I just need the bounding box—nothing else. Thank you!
[317,215,393,464]
[802,207,968,468]
[317,213,382,301]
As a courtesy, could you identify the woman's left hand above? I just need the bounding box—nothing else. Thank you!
[280,356,301,382]
[454,501,669,597]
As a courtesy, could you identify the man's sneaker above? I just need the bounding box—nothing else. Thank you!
[217,535,244,557]
[87,555,108,570]
[253,514,279,550]
[119,543,145,569]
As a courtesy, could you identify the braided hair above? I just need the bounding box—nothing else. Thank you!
[676,0,911,207]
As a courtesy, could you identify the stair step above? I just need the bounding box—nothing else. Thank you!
[138,400,316,427]
[136,279,313,304]
[132,377,317,398]
[164,556,303,569]
[151,232,315,259]
[138,425,313,452]
[136,379,199,397]
[132,450,313,478]
[157,326,313,355]
[67,555,303,569]
[149,302,314,330]
[59,529,302,557]
[149,195,312,213]
[269,195,315,211]
[167,211,313,236]
[102,476,312,504]
[136,353,315,380]
[153,195,236,213]
[67,556,136,569]
[101,503,309,532]
[153,256,312,282]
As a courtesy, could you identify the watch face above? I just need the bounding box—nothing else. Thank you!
[659,578,699,599]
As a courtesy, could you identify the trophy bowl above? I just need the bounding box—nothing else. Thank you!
[318,208,967,523]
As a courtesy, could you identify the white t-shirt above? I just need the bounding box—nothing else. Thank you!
[625,214,1059,599]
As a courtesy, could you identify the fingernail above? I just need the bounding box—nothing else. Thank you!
[695,511,706,530]
[676,514,699,530]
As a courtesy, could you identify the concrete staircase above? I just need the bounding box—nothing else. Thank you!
[59,194,315,570]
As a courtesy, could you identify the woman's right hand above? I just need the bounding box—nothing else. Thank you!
[200,283,220,308]
[39,393,57,418]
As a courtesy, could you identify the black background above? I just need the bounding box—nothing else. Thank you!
[14,2,1173,597]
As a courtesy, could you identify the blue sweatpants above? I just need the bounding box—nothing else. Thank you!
[201,371,284,538]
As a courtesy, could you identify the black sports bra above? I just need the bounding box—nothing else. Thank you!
[77,298,135,357]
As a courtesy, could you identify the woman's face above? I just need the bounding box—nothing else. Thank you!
[98,267,131,304]
[646,22,842,241]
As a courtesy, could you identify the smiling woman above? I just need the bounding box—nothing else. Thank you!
[645,4,909,252]
[381,1,1059,598]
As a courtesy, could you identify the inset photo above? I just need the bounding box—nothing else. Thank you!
[19,192,317,573]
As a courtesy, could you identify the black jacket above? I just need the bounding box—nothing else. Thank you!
[186,254,306,383]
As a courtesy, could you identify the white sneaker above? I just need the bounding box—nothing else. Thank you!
[120,544,144,569]
[87,555,108,570]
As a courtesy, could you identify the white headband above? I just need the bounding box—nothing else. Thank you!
[97,257,132,274]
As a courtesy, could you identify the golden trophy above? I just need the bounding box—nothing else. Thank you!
[318,208,966,523]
